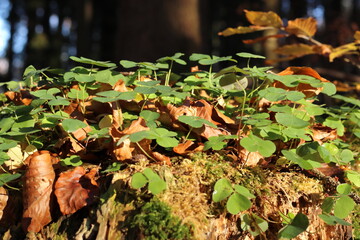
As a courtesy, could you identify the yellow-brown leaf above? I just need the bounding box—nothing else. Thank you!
[329,42,358,62]
[244,10,283,28]
[285,17,317,37]
[354,31,360,41]
[219,26,266,37]
[274,43,317,57]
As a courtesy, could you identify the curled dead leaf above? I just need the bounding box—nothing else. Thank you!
[239,148,264,167]
[285,17,317,37]
[0,187,8,220]
[111,118,148,160]
[173,140,204,155]
[311,123,338,144]
[54,166,99,215]
[22,151,59,232]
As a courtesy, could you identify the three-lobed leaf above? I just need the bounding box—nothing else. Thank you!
[240,134,276,157]
[278,213,309,239]
[212,178,233,202]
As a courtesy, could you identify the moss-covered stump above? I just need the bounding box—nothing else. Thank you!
[1,153,355,240]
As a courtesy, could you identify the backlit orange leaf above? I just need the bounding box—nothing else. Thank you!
[54,166,99,215]
[274,43,317,58]
[285,17,317,37]
[219,26,267,37]
[244,10,283,28]
[22,151,59,232]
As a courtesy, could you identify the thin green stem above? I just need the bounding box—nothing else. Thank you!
[184,127,193,141]
[4,183,20,191]
[165,60,174,86]
[208,64,213,87]
[135,142,156,161]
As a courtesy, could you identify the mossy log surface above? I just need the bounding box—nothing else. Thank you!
[1,153,357,240]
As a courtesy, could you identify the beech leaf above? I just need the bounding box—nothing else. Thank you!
[285,17,317,37]
[54,166,99,215]
[244,10,283,28]
[22,151,58,233]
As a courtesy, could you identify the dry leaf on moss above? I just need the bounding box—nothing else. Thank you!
[54,166,99,215]
[239,148,264,167]
[173,140,204,155]
[22,151,58,232]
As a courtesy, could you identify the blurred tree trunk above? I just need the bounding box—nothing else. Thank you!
[4,0,16,82]
[76,0,94,58]
[264,0,280,60]
[115,0,208,62]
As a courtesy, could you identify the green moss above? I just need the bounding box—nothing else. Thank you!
[129,198,193,240]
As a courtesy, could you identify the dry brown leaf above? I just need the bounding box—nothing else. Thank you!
[63,103,92,141]
[113,79,128,92]
[285,17,317,37]
[22,151,59,232]
[311,123,338,144]
[173,140,204,155]
[275,66,328,98]
[239,148,264,167]
[243,34,287,44]
[54,166,99,215]
[4,90,33,105]
[213,108,235,124]
[166,99,230,139]
[151,152,171,165]
[110,102,123,129]
[0,187,8,220]
[72,121,92,141]
[111,118,149,161]
[244,10,283,28]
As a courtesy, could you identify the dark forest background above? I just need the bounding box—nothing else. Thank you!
[0,0,359,84]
